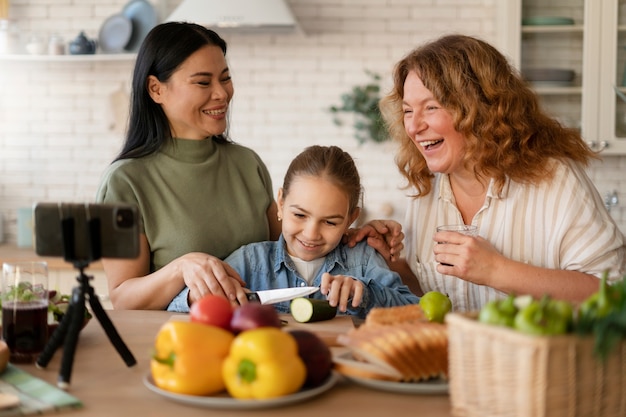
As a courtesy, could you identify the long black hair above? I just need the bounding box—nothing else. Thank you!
[115,22,229,161]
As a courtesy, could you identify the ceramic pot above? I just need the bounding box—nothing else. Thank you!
[69,31,96,55]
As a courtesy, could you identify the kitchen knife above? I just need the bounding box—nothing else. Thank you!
[245,286,319,305]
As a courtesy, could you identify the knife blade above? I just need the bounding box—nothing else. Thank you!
[245,286,319,305]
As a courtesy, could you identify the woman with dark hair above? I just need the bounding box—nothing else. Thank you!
[96,22,280,309]
[378,34,625,311]
[97,22,402,310]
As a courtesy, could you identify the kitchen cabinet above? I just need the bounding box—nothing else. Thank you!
[501,0,626,155]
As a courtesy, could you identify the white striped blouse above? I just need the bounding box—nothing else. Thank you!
[403,159,626,312]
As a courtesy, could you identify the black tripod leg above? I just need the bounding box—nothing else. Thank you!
[87,289,137,367]
[36,300,74,368]
[57,287,86,389]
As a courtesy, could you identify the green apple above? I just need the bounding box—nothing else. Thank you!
[419,291,452,323]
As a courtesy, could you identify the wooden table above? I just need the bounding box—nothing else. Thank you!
[18,310,453,416]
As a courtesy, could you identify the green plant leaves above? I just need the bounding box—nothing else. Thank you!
[328,71,387,144]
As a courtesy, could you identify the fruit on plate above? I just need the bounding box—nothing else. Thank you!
[0,341,9,373]
[288,329,332,387]
[290,298,337,323]
[229,302,282,334]
[419,291,452,323]
[151,321,234,395]
[189,294,233,330]
[222,327,306,399]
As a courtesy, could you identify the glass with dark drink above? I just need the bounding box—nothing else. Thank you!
[1,261,48,363]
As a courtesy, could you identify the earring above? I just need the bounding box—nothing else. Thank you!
[277,216,282,222]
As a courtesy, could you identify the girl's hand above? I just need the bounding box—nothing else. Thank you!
[344,219,404,262]
[176,253,248,306]
[320,272,364,312]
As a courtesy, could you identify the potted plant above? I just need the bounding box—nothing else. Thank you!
[328,71,387,144]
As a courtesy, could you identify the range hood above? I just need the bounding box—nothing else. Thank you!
[165,0,302,34]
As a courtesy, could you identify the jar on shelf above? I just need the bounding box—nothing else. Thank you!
[48,34,64,55]
[0,19,19,55]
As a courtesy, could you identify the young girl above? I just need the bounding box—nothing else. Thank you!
[168,145,419,317]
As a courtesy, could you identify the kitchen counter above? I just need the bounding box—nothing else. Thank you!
[17,310,453,416]
[0,244,103,271]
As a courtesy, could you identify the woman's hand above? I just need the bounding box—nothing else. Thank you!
[344,219,404,262]
[320,272,364,312]
[432,231,501,286]
[177,253,249,306]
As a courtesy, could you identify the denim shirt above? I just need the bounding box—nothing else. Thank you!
[167,235,420,318]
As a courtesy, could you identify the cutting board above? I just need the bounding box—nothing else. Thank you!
[283,315,355,347]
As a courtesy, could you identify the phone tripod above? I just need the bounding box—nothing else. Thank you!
[36,217,137,389]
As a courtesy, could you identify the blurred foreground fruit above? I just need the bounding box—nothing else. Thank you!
[478,294,517,327]
[420,291,452,323]
[151,321,234,395]
[289,330,332,387]
[513,295,572,336]
[229,302,282,334]
[222,327,306,399]
[0,341,9,373]
[189,294,233,330]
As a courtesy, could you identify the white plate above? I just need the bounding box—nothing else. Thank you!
[122,0,158,51]
[342,373,448,394]
[99,14,133,53]
[335,353,448,395]
[143,371,339,410]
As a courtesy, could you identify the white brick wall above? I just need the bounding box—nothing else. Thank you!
[0,0,624,246]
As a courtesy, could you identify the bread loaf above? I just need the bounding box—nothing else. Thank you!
[365,303,426,326]
[335,304,448,382]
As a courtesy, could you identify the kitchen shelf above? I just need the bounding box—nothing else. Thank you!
[531,86,582,95]
[522,24,584,33]
[0,53,136,62]
[504,0,626,154]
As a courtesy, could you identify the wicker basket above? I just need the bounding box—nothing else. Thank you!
[446,312,626,417]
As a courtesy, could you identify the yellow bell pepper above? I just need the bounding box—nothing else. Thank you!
[222,327,306,399]
[151,321,234,396]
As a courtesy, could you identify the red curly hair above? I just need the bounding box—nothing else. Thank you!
[379,34,598,197]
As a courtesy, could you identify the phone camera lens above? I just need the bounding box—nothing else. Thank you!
[115,208,135,229]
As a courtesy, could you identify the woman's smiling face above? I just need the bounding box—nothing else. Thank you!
[402,71,466,175]
[147,45,234,140]
[277,175,358,261]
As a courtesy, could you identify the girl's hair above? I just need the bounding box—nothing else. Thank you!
[282,146,362,215]
[115,22,230,161]
[379,34,598,196]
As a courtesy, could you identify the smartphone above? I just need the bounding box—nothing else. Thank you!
[34,202,140,261]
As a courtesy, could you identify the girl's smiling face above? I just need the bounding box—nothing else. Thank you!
[402,71,466,175]
[147,45,234,140]
[277,175,359,261]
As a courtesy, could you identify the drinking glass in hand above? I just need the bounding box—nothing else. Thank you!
[2,261,49,363]
[436,224,478,236]
[436,224,478,266]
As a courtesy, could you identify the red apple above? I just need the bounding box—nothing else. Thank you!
[229,303,282,334]
[288,329,332,387]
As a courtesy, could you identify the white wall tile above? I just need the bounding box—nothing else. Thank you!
[0,0,624,248]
